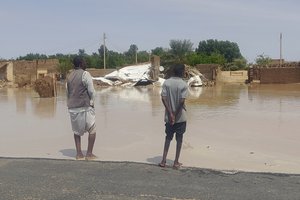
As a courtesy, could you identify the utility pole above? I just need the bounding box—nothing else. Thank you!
[280,33,282,67]
[103,33,106,69]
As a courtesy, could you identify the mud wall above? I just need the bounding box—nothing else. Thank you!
[13,60,37,86]
[6,62,13,82]
[194,64,219,80]
[13,59,59,86]
[253,62,300,68]
[0,65,6,80]
[217,70,248,83]
[259,67,300,84]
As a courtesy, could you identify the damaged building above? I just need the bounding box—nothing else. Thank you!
[0,59,59,87]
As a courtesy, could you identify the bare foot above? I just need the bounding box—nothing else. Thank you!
[76,153,85,160]
[173,162,182,169]
[85,154,97,161]
[158,162,166,168]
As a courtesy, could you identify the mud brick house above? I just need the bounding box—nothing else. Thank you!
[0,59,59,87]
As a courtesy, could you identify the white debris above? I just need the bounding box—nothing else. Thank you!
[92,77,114,86]
[187,75,202,87]
[93,63,204,88]
[104,64,151,82]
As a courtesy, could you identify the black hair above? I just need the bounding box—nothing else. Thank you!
[172,64,185,78]
[73,56,84,69]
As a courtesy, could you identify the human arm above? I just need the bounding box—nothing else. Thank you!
[161,82,176,125]
[82,71,95,107]
[174,98,186,119]
[174,83,188,119]
[161,96,175,125]
[65,82,69,99]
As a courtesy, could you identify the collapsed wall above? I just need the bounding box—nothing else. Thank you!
[194,64,219,81]
[34,76,56,98]
[0,62,14,87]
[12,59,59,87]
[0,64,6,80]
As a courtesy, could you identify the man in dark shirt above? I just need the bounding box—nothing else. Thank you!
[66,56,97,160]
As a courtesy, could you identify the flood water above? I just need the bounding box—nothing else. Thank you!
[1,83,300,173]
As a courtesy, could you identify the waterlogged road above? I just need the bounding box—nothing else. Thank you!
[0,83,300,173]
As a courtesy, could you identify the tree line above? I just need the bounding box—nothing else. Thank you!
[16,39,251,75]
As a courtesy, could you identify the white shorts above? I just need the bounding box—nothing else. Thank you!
[69,107,96,136]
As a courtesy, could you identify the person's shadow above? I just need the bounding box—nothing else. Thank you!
[59,149,87,159]
[147,156,173,166]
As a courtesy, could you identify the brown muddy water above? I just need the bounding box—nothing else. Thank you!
[0,83,300,173]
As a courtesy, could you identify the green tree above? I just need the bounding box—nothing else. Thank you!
[57,57,72,78]
[196,39,243,63]
[137,51,150,63]
[169,39,193,62]
[186,52,226,66]
[151,47,174,66]
[17,53,48,60]
[78,49,86,56]
[88,53,102,68]
[124,44,138,64]
[107,51,125,68]
[77,49,95,68]
[97,45,108,59]
[151,47,166,57]
[126,44,138,56]
[223,58,247,71]
[255,54,272,66]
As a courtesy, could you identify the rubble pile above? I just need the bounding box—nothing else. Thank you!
[34,76,55,98]
[93,63,206,88]
[93,63,158,87]
[164,65,204,87]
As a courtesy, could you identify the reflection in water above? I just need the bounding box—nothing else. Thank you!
[187,84,245,108]
[188,87,203,98]
[247,84,300,112]
[3,83,296,124]
[32,97,56,118]
[15,89,29,114]
[97,86,204,106]
[0,88,14,102]
[0,87,57,118]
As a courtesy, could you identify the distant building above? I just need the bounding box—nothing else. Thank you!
[270,59,284,65]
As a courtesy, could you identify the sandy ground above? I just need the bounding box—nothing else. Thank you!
[0,84,300,174]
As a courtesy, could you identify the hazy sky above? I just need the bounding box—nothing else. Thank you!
[1,0,300,63]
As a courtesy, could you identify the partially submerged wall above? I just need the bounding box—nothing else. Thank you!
[6,62,13,82]
[259,68,300,84]
[13,60,37,86]
[0,64,6,80]
[217,70,248,83]
[0,62,14,82]
[249,64,300,84]
[13,59,59,87]
[194,64,219,81]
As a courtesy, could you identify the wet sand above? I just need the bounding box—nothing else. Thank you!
[0,83,300,174]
